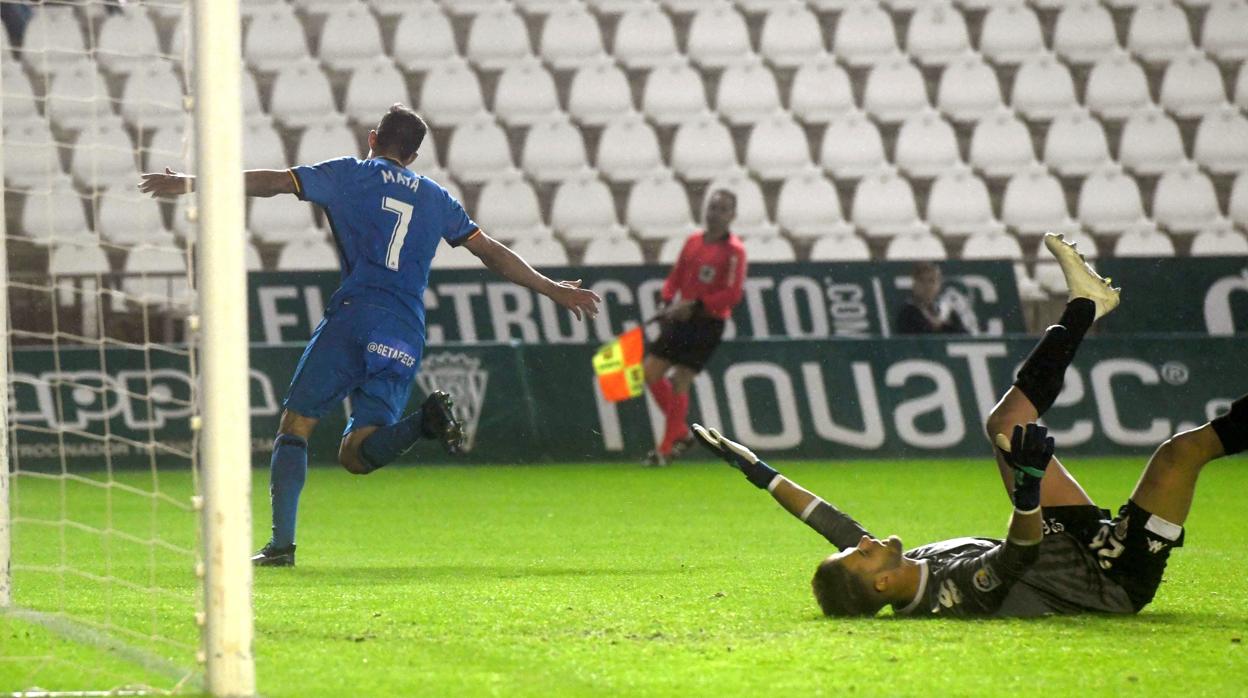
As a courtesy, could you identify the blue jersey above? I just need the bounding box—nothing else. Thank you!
[289,156,479,332]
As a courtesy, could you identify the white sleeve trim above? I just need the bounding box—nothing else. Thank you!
[798,498,822,522]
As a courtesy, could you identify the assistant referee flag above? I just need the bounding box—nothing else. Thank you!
[593,326,645,402]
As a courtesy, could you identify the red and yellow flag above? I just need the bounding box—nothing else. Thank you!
[592,326,645,402]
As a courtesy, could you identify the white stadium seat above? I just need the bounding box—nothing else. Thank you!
[521,115,590,183]
[1085,52,1151,120]
[1159,51,1228,119]
[290,0,347,16]
[1202,1,1248,62]
[658,236,688,264]
[296,122,360,169]
[1001,165,1076,235]
[45,60,113,131]
[550,171,628,242]
[94,9,161,76]
[1232,173,1248,229]
[894,110,959,179]
[775,169,854,239]
[2,65,40,124]
[568,60,634,126]
[686,4,751,69]
[582,236,645,266]
[852,168,929,239]
[1077,166,1146,235]
[243,120,288,170]
[1052,1,1118,65]
[1012,54,1077,121]
[969,109,1035,178]
[392,5,458,72]
[250,195,318,243]
[614,4,680,69]
[716,58,783,126]
[759,2,824,68]
[243,5,309,71]
[1152,163,1220,233]
[960,232,1023,260]
[20,176,92,245]
[885,232,947,261]
[20,6,87,76]
[937,53,1003,123]
[123,244,192,307]
[820,111,887,178]
[465,5,533,70]
[120,63,185,133]
[980,2,1043,65]
[277,238,340,271]
[642,59,708,126]
[474,173,551,242]
[833,2,897,66]
[1119,106,1185,176]
[509,237,569,266]
[595,113,663,182]
[343,59,410,125]
[1043,109,1111,177]
[1127,1,1192,63]
[708,171,778,237]
[446,115,513,183]
[269,61,338,128]
[493,59,560,127]
[49,241,111,281]
[540,6,607,69]
[744,112,811,181]
[1193,107,1248,176]
[862,56,928,123]
[70,117,139,191]
[418,58,487,127]
[742,236,796,262]
[907,3,970,67]
[94,187,173,247]
[809,233,871,261]
[3,121,63,188]
[926,166,1004,237]
[1190,225,1248,256]
[1113,222,1176,257]
[319,4,385,71]
[627,168,696,239]
[437,0,506,16]
[147,123,191,173]
[789,56,855,124]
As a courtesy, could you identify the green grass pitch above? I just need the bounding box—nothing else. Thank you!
[3,457,1247,696]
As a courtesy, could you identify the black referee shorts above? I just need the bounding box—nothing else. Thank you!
[647,315,726,372]
[1044,501,1184,612]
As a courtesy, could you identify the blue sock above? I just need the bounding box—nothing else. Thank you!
[359,409,424,472]
[269,434,308,549]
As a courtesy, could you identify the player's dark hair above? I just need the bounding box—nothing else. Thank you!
[811,557,882,617]
[375,104,427,162]
[911,261,940,279]
[707,188,737,210]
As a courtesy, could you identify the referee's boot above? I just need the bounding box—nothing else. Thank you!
[1044,232,1120,320]
[421,390,465,455]
[252,543,296,567]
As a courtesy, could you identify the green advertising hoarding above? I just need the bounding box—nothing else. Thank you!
[1094,257,1248,335]
[10,337,1242,468]
[247,261,1026,347]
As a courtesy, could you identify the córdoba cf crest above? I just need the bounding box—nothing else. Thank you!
[416,353,489,452]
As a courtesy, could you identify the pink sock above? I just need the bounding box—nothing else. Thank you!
[660,392,690,454]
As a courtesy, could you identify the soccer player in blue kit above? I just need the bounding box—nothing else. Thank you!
[140,105,602,566]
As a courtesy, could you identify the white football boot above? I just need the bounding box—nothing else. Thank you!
[1043,232,1120,321]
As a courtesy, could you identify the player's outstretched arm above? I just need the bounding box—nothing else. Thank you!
[462,231,601,320]
[692,424,871,548]
[138,168,297,198]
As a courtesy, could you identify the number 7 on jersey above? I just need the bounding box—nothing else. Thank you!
[382,196,415,271]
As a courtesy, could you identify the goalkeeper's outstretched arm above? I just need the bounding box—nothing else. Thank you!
[692,425,871,548]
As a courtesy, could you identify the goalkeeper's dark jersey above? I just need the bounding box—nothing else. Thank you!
[894,533,1134,618]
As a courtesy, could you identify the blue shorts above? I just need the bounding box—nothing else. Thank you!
[283,299,424,434]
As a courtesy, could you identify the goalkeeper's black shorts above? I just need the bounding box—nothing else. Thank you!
[647,315,725,372]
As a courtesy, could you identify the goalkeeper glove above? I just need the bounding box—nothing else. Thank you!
[994,423,1054,511]
[692,423,777,489]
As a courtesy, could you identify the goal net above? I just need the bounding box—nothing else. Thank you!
[0,1,253,695]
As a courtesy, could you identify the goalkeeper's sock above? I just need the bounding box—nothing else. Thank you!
[660,392,690,454]
[269,434,308,549]
[1014,298,1095,414]
[1211,393,1248,456]
[359,410,424,473]
[648,377,675,413]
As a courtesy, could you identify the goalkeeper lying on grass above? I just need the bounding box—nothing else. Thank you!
[696,234,1248,618]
